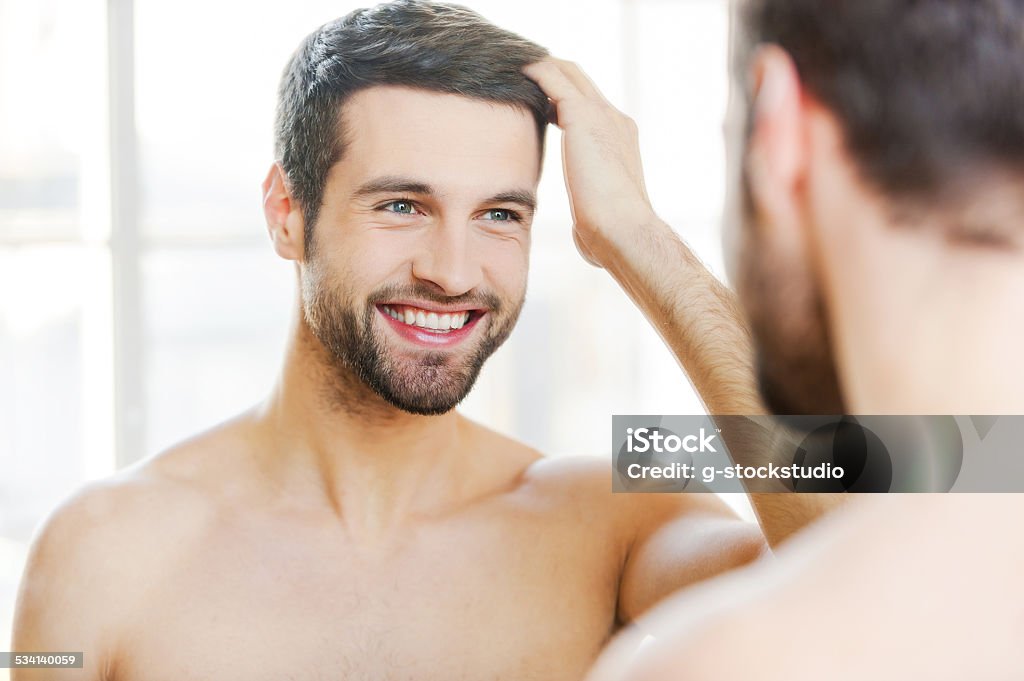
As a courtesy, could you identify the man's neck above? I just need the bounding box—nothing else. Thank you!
[252,319,476,541]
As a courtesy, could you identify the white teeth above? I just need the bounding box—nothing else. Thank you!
[384,305,471,332]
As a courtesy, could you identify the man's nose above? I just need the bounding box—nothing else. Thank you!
[410,219,484,297]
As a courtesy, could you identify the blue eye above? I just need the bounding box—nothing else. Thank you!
[484,209,518,222]
[384,200,417,214]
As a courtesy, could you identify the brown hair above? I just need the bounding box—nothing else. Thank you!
[737,0,1024,202]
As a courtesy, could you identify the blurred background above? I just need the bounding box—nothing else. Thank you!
[0,0,738,657]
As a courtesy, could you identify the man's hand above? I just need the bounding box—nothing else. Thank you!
[522,58,660,268]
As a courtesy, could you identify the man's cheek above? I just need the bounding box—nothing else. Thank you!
[486,245,529,294]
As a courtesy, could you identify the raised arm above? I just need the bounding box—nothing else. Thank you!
[522,58,843,549]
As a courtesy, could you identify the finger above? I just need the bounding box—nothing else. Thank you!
[522,59,585,105]
[523,60,587,128]
[548,57,609,105]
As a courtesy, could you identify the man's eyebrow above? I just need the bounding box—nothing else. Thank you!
[352,176,436,198]
[352,177,537,213]
[485,190,537,213]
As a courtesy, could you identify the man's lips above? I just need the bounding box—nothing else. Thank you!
[376,303,484,347]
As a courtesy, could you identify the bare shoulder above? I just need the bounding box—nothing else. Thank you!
[456,414,672,511]
[522,453,612,498]
[17,414,258,632]
[63,410,262,541]
[20,472,204,605]
[12,414,266,679]
[35,412,253,553]
[521,453,739,523]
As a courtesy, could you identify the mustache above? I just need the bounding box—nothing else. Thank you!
[366,282,503,312]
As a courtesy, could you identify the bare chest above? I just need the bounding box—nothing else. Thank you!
[111,510,619,681]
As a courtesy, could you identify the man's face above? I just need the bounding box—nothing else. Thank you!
[722,67,845,416]
[300,86,540,415]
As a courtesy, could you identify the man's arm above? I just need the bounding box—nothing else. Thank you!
[613,491,766,622]
[523,58,843,548]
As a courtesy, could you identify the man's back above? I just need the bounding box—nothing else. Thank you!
[587,494,1024,681]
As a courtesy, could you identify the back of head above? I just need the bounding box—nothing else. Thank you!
[736,0,1024,207]
[729,0,1024,414]
[275,0,550,243]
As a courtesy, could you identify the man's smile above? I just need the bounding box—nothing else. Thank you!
[377,302,485,347]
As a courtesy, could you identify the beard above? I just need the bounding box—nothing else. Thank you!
[748,291,846,416]
[302,268,523,416]
[737,194,846,416]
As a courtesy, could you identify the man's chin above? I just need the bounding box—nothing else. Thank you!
[365,352,483,416]
[381,397,462,417]
[372,377,476,416]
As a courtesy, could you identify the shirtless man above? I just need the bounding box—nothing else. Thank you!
[9,2,797,679]
[515,0,1024,677]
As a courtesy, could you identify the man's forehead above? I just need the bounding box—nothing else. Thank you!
[335,85,542,190]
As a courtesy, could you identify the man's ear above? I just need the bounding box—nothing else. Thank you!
[745,45,809,247]
[262,162,305,261]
